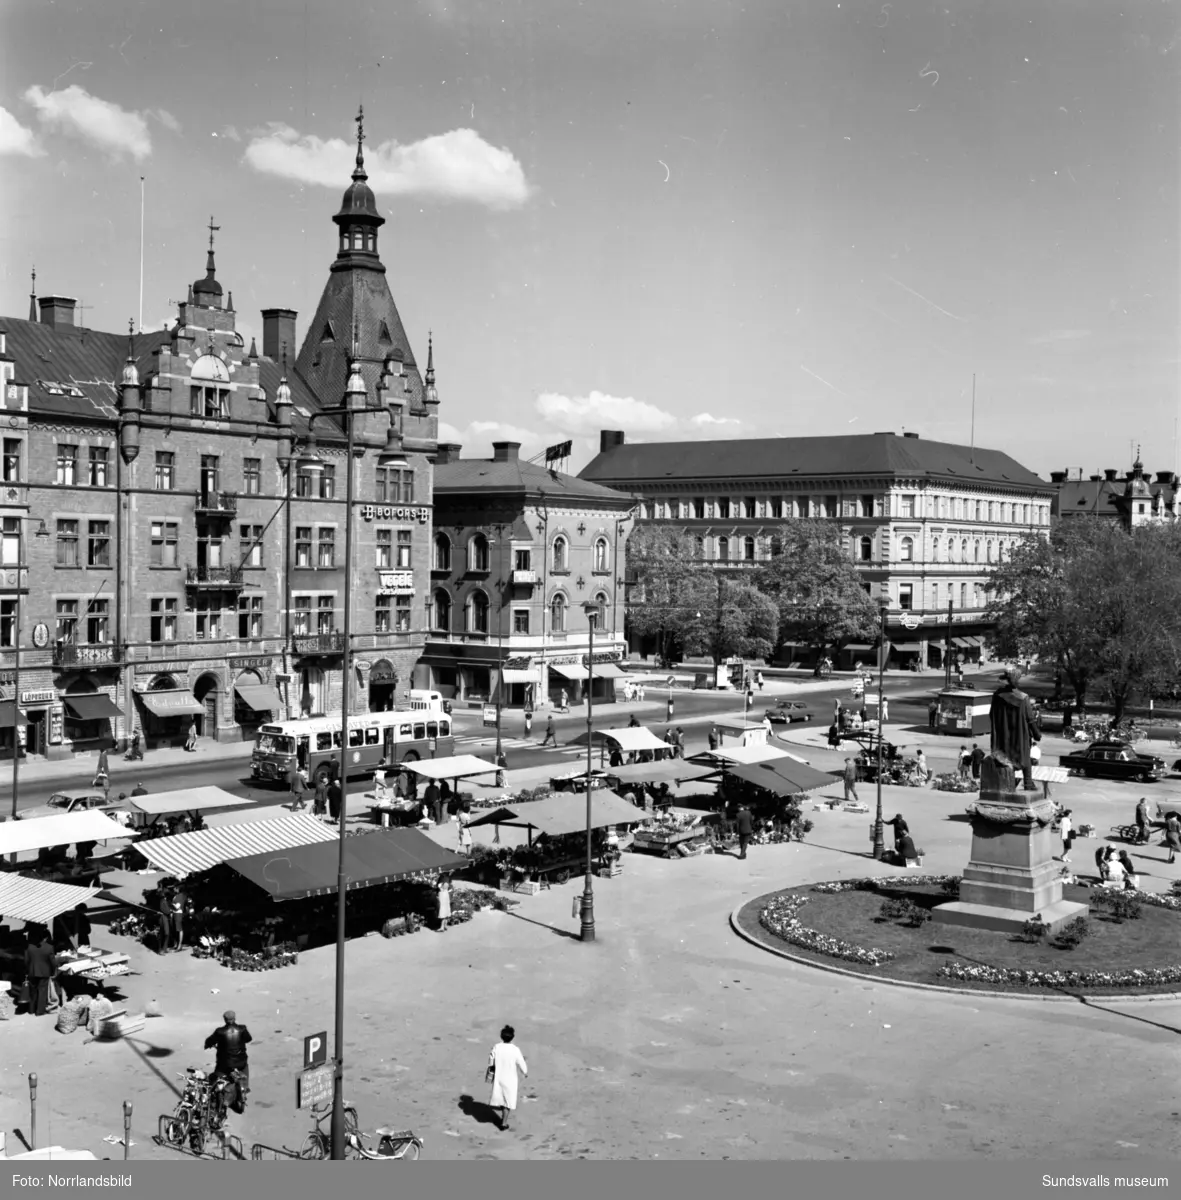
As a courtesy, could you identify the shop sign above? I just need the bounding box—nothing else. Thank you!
[377,570,415,596]
[899,613,922,631]
[49,705,63,745]
[135,690,198,712]
[483,704,497,728]
[0,669,14,686]
[21,690,55,705]
[369,661,396,684]
[275,673,294,683]
[360,505,430,524]
[228,655,273,669]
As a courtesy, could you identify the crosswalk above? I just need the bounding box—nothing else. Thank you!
[454,734,579,756]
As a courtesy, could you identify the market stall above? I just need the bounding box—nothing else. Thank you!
[935,689,992,737]
[569,726,672,766]
[0,810,128,858]
[125,786,248,834]
[605,760,717,811]
[630,811,720,858]
[0,872,99,927]
[690,743,796,768]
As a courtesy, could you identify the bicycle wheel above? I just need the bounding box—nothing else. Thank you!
[163,1114,190,1147]
[300,1132,328,1160]
[345,1105,360,1135]
[398,1139,422,1161]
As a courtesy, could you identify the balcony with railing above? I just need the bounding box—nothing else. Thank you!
[53,641,123,668]
[195,490,238,517]
[185,564,245,589]
[291,631,346,656]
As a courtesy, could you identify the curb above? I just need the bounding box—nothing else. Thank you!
[728,900,1181,1006]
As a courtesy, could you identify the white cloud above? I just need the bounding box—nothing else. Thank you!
[535,391,678,437]
[149,108,181,133]
[688,412,744,432]
[243,123,531,209]
[24,84,151,160]
[438,419,547,459]
[0,105,42,157]
[216,124,241,142]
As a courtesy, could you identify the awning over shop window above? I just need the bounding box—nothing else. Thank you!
[61,694,124,721]
[592,662,626,679]
[842,643,875,652]
[0,702,27,728]
[549,662,626,682]
[234,684,283,712]
[954,635,984,648]
[136,690,205,717]
[499,669,538,684]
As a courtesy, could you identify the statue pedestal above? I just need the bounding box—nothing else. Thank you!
[933,757,1088,936]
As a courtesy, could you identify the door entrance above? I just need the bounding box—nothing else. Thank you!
[193,674,220,738]
[25,710,47,757]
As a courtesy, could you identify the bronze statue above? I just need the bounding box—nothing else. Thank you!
[988,669,1041,790]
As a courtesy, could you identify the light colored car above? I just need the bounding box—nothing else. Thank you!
[17,790,127,823]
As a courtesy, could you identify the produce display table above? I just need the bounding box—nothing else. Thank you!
[631,826,705,858]
[57,946,130,981]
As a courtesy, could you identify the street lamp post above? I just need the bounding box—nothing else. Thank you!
[580,602,599,942]
[298,354,407,1161]
[8,520,49,832]
[872,602,888,860]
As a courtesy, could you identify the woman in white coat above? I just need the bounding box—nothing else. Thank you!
[488,1025,528,1131]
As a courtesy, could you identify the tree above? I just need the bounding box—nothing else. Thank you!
[679,578,780,668]
[754,521,881,658]
[988,519,1181,721]
[623,527,715,665]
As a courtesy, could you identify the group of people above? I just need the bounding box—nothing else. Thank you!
[152,882,193,953]
[1095,846,1140,889]
[0,906,93,1017]
[287,762,344,821]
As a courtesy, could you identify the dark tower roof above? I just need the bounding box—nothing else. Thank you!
[331,105,385,268]
[192,217,224,303]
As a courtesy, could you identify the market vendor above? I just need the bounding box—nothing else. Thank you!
[885,813,909,851]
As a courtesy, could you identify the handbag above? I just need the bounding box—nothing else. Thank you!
[484,1060,495,1085]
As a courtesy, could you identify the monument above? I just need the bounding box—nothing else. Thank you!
[933,670,1089,934]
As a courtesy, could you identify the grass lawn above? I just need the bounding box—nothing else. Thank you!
[736,881,1181,996]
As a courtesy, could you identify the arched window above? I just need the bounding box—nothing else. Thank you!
[594,591,610,629]
[986,540,994,563]
[860,536,872,561]
[717,536,729,562]
[550,592,567,632]
[743,536,756,561]
[468,590,488,634]
[469,533,489,573]
[432,589,451,631]
[593,537,609,572]
[931,538,940,562]
[899,536,913,562]
[960,582,968,608]
[770,535,782,558]
[433,533,451,572]
[960,539,969,562]
[973,539,981,562]
[552,535,568,572]
[694,536,705,559]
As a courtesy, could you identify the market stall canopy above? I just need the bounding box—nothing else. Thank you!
[548,662,627,681]
[466,791,643,838]
[402,755,499,781]
[136,689,205,717]
[606,761,717,788]
[60,694,123,721]
[203,805,296,829]
[729,758,835,797]
[224,827,467,901]
[0,701,27,728]
[569,727,669,754]
[0,810,127,856]
[234,683,284,712]
[135,813,336,879]
[125,786,246,817]
[694,744,792,767]
[0,874,99,926]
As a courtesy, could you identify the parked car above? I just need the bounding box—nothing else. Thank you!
[763,700,816,725]
[16,790,128,822]
[1059,740,1166,783]
[548,769,614,794]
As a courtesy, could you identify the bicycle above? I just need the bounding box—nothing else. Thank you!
[299,1103,422,1160]
[162,1068,233,1155]
[299,1102,362,1159]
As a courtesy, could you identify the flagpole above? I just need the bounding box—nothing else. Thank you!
[138,176,145,333]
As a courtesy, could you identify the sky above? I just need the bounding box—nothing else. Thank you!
[1,0,1178,480]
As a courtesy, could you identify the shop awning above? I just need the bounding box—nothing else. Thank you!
[234,683,283,712]
[693,744,794,767]
[0,811,128,857]
[136,690,205,717]
[61,694,124,721]
[203,805,298,829]
[0,874,100,926]
[126,786,245,817]
[0,702,27,728]
[729,758,835,797]
[569,727,669,754]
[224,827,468,901]
[548,662,625,682]
[606,761,717,788]
[592,662,626,679]
[402,755,499,781]
[953,635,984,648]
[465,791,644,838]
[842,643,875,652]
[134,813,337,879]
[499,669,538,684]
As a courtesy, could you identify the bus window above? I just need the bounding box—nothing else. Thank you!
[414,723,426,740]
[333,731,343,749]
[316,732,333,752]
[426,721,439,739]
[439,719,450,736]
[297,737,310,771]
[365,727,380,745]
[400,724,413,737]
[349,728,364,748]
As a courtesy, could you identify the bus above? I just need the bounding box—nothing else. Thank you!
[251,708,456,788]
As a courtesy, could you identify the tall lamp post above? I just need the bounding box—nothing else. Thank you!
[580,601,600,942]
[872,601,889,860]
[298,354,408,1161]
[8,519,50,830]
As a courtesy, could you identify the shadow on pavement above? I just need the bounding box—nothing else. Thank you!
[122,1035,185,1100]
[507,912,580,941]
[1077,998,1181,1037]
[458,1094,503,1128]
[802,841,883,862]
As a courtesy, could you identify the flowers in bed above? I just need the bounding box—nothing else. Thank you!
[759,891,895,966]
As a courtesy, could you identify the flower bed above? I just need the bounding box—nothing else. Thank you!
[932,773,978,793]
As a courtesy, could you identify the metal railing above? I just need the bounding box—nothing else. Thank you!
[195,490,238,516]
[185,565,245,587]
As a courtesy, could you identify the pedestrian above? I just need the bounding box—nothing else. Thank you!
[437,878,453,930]
[914,748,929,782]
[927,700,937,730]
[1165,812,1181,865]
[842,757,859,803]
[559,688,568,712]
[628,712,640,729]
[881,696,890,723]
[958,745,971,779]
[92,747,110,791]
[204,1010,252,1114]
[541,716,557,747]
[75,840,96,865]
[708,726,719,752]
[827,722,841,750]
[1095,844,1112,881]
[524,708,533,738]
[496,750,507,789]
[762,714,773,737]
[23,928,57,1017]
[155,886,174,953]
[1059,809,1074,863]
[487,1025,529,1132]
[313,773,330,817]
[126,730,143,761]
[638,684,646,704]
[1117,849,1139,890]
[674,727,685,758]
[424,780,442,825]
[458,814,473,855]
[756,671,764,692]
[833,698,841,720]
[666,694,674,722]
[184,720,198,752]
[327,776,343,823]
[1135,797,1152,845]
[970,743,985,781]
[67,904,91,950]
[131,781,148,797]
[886,813,909,852]
[171,886,190,951]
[288,763,308,809]
[735,803,754,860]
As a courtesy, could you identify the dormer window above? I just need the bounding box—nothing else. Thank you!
[189,354,230,420]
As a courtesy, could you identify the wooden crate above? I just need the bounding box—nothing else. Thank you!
[512,880,543,896]
[93,1010,146,1040]
[595,862,623,878]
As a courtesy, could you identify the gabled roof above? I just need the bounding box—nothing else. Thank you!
[580,432,1048,491]
[435,455,635,508]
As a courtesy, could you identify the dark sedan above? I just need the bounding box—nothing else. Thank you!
[763,700,816,725]
[1060,740,1166,783]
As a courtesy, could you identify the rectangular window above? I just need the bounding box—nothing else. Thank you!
[317,526,335,569]
[150,597,177,642]
[744,498,756,519]
[693,498,705,519]
[55,598,78,644]
[0,599,14,648]
[86,598,110,643]
[292,595,312,637]
[56,443,78,486]
[295,470,314,499]
[514,548,531,572]
[798,498,810,518]
[396,530,412,569]
[825,495,838,518]
[195,599,221,640]
[87,520,111,568]
[717,497,730,519]
[900,494,916,518]
[0,517,19,567]
[770,497,783,519]
[55,519,79,567]
[295,526,312,568]
[191,385,227,419]
[395,595,412,632]
[238,595,263,638]
[375,594,391,633]
[242,458,261,495]
[88,445,109,487]
[317,595,335,633]
[199,455,220,503]
[240,524,264,568]
[932,583,939,610]
[376,529,392,569]
[319,465,335,501]
[898,583,914,611]
[149,521,178,567]
[154,452,175,491]
[376,467,414,504]
[2,439,21,482]
[513,608,530,634]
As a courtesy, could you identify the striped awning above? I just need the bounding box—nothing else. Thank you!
[135,813,337,879]
[0,874,98,926]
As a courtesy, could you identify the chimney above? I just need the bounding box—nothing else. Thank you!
[261,308,297,361]
[1049,471,1067,483]
[600,430,625,453]
[1088,474,1102,482]
[902,431,919,439]
[1156,470,1173,484]
[436,443,462,465]
[873,431,896,436]
[491,441,520,464]
[1103,469,1118,482]
[38,296,76,330]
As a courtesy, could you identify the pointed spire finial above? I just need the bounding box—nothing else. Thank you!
[208,216,220,253]
[248,335,257,359]
[29,266,36,321]
[282,342,288,375]
[352,105,368,181]
[425,330,435,383]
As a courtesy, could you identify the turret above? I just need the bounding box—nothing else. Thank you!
[423,331,439,412]
[119,319,142,464]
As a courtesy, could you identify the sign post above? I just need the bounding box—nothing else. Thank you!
[303,1031,328,1070]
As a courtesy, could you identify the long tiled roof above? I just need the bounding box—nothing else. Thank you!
[435,455,636,507]
[1055,477,1178,517]
[580,432,1047,490]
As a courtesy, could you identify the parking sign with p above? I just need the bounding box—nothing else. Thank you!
[303,1031,328,1070]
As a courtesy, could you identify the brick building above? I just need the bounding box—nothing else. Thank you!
[0,119,439,760]
[421,442,636,709]
[580,429,1053,670]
